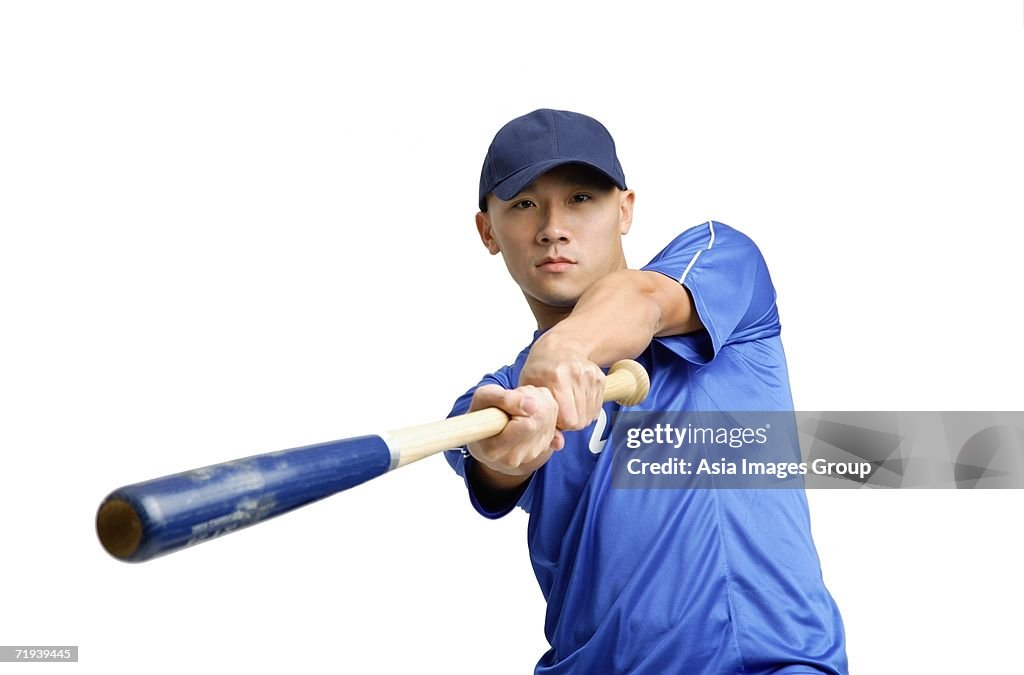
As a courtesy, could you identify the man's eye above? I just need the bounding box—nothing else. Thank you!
[513,199,536,209]
[571,194,591,203]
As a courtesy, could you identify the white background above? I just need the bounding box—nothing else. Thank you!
[2,2,1022,673]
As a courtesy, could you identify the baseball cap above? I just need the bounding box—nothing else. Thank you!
[478,109,627,211]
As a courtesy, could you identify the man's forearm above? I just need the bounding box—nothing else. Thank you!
[539,269,665,366]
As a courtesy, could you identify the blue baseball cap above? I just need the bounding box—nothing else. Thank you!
[478,109,627,211]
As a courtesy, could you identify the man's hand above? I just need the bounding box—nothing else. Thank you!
[466,384,564,492]
[520,334,606,432]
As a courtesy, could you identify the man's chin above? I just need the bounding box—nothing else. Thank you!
[527,290,582,310]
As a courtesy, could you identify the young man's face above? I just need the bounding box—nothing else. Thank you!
[476,164,635,319]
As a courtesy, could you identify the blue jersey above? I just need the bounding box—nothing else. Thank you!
[445,222,848,674]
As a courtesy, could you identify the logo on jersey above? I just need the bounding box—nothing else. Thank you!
[588,408,611,454]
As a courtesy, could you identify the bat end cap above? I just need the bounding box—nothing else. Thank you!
[609,360,650,406]
[96,498,143,561]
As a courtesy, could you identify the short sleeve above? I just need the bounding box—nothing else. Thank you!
[442,367,536,518]
[642,221,782,365]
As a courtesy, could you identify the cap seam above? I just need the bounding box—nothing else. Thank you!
[551,109,560,158]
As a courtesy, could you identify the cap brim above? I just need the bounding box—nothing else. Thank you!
[487,159,626,207]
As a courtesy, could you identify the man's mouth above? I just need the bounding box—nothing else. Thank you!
[537,256,576,272]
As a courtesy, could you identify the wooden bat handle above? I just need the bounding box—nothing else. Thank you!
[388,359,650,467]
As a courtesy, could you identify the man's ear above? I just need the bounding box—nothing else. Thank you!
[618,189,635,235]
[476,211,501,255]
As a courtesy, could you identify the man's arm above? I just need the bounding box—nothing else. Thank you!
[465,268,700,498]
[520,268,702,430]
[464,383,562,501]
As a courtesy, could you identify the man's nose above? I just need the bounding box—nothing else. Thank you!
[537,206,572,245]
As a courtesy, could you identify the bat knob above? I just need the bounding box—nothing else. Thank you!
[608,360,650,407]
[96,497,143,561]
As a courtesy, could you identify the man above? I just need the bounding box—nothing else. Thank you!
[444,109,848,674]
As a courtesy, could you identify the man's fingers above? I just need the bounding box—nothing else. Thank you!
[471,384,543,418]
[574,381,591,429]
[549,368,605,431]
[551,388,578,430]
[468,384,505,411]
[519,395,538,416]
[590,383,604,426]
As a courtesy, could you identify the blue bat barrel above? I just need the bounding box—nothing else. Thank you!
[96,435,394,562]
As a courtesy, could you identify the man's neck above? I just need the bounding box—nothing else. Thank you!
[526,297,573,333]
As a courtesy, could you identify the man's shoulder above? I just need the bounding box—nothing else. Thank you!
[643,221,765,279]
[663,220,759,252]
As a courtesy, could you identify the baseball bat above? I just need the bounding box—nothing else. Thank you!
[96,360,649,563]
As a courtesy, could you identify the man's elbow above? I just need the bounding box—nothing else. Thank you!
[639,270,703,337]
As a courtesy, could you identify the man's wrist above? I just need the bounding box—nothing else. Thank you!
[532,329,594,362]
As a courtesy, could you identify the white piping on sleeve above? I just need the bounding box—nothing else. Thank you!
[679,220,716,283]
